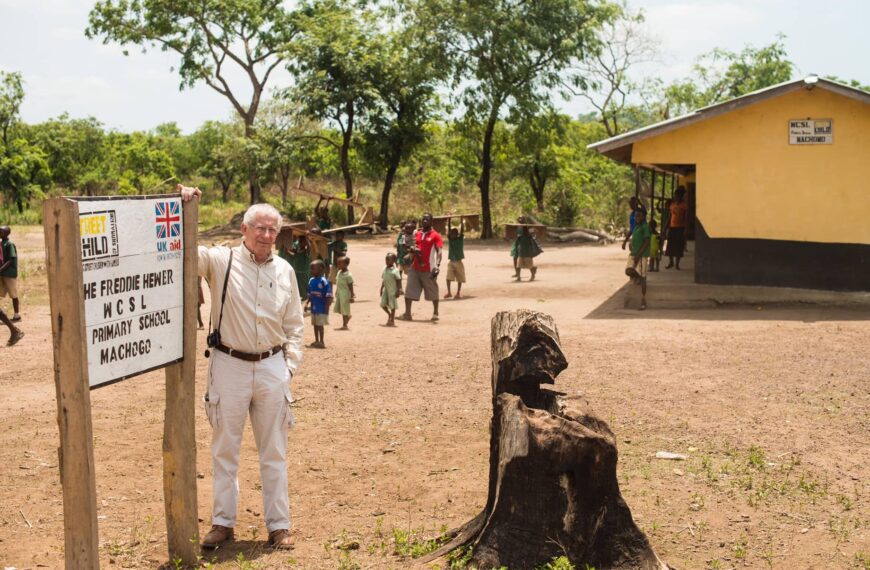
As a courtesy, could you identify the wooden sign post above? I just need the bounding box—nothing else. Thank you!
[43,195,200,568]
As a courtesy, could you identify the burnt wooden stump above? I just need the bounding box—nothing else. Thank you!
[425,310,668,569]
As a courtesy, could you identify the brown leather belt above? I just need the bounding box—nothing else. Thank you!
[216,343,282,362]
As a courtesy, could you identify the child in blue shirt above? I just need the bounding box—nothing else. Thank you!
[305,259,333,348]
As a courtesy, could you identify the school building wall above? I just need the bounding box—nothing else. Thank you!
[631,87,870,291]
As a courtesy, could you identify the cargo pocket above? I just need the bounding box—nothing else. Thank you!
[204,393,221,429]
[283,388,296,429]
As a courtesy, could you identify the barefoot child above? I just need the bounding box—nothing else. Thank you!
[0,308,23,346]
[445,220,465,299]
[305,259,332,348]
[380,253,402,326]
[334,256,355,330]
[511,226,542,281]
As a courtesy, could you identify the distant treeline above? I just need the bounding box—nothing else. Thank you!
[1,0,866,233]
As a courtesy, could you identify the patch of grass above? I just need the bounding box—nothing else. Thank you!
[747,445,767,470]
[446,546,474,569]
[100,515,157,568]
[233,552,261,570]
[392,524,450,559]
[854,551,870,570]
[534,556,590,570]
[337,550,362,570]
[733,537,748,560]
[837,493,854,511]
[689,492,705,512]
[0,204,41,225]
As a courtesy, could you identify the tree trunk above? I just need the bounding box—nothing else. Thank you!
[477,109,499,239]
[530,163,546,211]
[280,165,291,208]
[244,119,261,204]
[340,100,355,225]
[424,310,669,570]
[378,142,402,230]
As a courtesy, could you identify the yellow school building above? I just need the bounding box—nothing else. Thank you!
[590,76,870,291]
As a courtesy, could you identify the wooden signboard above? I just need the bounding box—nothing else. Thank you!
[43,195,200,568]
[504,223,548,240]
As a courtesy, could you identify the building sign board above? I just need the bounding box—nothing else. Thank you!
[789,119,833,145]
[78,197,184,388]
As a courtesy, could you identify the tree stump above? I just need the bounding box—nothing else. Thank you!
[425,310,668,569]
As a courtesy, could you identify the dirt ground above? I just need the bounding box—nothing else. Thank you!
[0,227,868,570]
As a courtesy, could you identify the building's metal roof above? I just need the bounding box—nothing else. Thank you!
[588,76,870,162]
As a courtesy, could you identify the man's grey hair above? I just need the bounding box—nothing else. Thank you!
[243,203,282,228]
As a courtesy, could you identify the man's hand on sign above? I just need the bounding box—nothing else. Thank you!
[177,183,202,202]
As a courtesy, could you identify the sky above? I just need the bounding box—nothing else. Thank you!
[1,0,867,133]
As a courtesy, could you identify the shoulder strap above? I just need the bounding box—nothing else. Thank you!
[207,249,234,336]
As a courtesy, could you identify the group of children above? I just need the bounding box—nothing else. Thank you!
[282,215,548,348]
[621,189,690,310]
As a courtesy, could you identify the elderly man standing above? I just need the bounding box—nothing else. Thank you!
[179,185,303,551]
[401,213,443,322]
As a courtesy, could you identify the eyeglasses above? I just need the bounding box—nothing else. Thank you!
[252,225,279,236]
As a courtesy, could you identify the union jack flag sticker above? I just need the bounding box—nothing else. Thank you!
[155,201,181,239]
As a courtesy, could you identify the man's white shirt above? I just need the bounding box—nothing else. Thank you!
[198,242,304,376]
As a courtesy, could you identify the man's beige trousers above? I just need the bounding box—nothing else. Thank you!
[206,350,294,532]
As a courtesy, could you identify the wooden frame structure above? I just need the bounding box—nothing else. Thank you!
[504,223,548,241]
[276,224,329,261]
[431,214,480,234]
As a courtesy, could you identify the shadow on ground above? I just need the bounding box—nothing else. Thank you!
[585,282,870,322]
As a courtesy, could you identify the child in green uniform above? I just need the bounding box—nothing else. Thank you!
[278,235,311,301]
[334,256,355,329]
[512,226,542,281]
[380,253,403,326]
[445,221,465,298]
[624,209,651,310]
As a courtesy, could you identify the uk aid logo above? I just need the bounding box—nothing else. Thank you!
[155,201,183,255]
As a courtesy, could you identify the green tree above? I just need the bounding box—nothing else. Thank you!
[361,22,443,228]
[410,0,615,237]
[660,36,793,118]
[86,0,298,203]
[824,75,870,92]
[26,114,106,194]
[0,72,52,212]
[188,120,247,201]
[512,110,568,211]
[573,2,658,136]
[256,99,319,207]
[102,131,175,194]
[288,0,380,223]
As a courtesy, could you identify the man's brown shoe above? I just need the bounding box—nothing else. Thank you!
[202,525,234,549]
[268,528,294,550]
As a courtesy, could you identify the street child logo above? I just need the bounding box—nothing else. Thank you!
[80,210,119,272]
[155,200,182,256]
